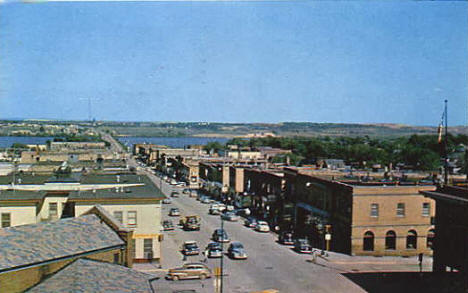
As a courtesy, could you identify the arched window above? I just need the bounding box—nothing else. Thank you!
[363,231,374,251]
[385,230,396,250]
[427,229,435,249]
[406,230,417,249]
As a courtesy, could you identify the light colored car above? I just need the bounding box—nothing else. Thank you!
[201,197,211,204]
[162,198,172,204]
[209,207,221,215]
[166,263,212,281]
[169,208,180,216]
[226,205,235,211]
[255,221,270,232]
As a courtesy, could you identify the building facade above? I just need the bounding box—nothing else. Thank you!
[285,169,436,256]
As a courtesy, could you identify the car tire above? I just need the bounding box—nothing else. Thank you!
[200,274,206,280]
[172,276,179,281]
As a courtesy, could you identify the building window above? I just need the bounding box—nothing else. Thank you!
[385,230,396,250]
[427,229,435,249]
[422,203,431,217]
[1,213,11,228]
[49,203,58,219]
[113,253,120,264]
[396,203,405,217]
[370,204,379,217]
[113,211,123,224]
[127,211,137,227]
[144,238,153,259]
[363,231,374,251]
[406,230,417,249]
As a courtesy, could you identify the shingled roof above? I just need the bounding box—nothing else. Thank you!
[0,214,125,273]
[25,259,156,293]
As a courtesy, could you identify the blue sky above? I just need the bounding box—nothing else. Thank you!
[0,1,467,126]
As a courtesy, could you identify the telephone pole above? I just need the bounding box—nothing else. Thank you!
[444,100,449,185]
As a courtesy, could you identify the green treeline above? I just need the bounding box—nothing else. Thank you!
[223,134,468,172]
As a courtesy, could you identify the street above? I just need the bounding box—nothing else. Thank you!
[102,134,434,293]
[142,176,364,293]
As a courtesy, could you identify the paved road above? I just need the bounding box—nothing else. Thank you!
[146,177,364,293]
[103,133,431,292]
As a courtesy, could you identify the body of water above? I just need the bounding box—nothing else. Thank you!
[0,136,54,148]
[117,136,230,148]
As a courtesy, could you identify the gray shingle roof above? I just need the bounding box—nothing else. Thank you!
[69,174,164,200]
[0,214,124,273]
[25,259,155,293]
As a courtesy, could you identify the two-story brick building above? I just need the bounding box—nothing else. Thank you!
[285,168,436,256]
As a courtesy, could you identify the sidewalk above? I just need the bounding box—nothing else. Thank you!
[307,249,433,273]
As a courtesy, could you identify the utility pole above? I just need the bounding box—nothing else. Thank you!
[220,214,225,293]
[444,99,449,185]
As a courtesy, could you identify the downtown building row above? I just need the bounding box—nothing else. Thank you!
[198,162,436,256]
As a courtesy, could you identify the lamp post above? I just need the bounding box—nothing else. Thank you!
[219,208,225,293]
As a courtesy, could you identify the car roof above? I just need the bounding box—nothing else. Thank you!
[185,262,208,267]
[184,240,197,244]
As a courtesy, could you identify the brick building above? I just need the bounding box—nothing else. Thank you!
[285,168,436,256]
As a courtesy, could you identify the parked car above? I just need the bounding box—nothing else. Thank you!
[176,182,187,187]
[294,239,312,253]
[201,197,211,204]
[206,242,223,258]
[244,216,258,228]
[226,205,235,211]
[182,241,200,255]
[163,220,175,231]
[171,191,179,198]
[162,198,172,204]
[182,188,190,194]
[169,208,180,216]
[170,179,177,185]
[212,228,230,243]
[209,207,221,215]
[166,263,212,281]
[217,204,226,212]
[227,242,248,259]
[278,231,295,245]
[190,190,198,198]
[255,221,270,232]
[221,212,240,222]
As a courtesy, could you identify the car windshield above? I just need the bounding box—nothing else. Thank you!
[232,243,244,249]
[185,243,198,249]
